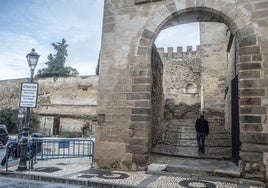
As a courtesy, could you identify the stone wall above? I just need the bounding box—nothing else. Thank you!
[0,76,98,136]
[158,46,201,105]
[0,78,28,109]
[200,22,229,113]
[151,45,164,147]
[97,0,268,180]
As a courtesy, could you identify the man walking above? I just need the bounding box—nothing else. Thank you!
[195,113,209,154]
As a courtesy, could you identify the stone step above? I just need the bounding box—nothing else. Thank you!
[165,132,231,139]
[163,138,231,147]
[169,126,230,134]
[148,156,241,178]
[157,118,232,160]
[152,144,231,160]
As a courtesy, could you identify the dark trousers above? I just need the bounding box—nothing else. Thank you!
[196,132,206,153]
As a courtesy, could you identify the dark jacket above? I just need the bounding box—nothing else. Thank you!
[195,116,209,135]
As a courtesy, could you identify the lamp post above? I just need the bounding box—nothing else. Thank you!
[18,48,40,171]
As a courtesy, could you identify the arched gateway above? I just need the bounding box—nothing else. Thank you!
[96,0,268,181]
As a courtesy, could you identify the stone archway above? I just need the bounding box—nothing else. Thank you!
[96,0,267,181]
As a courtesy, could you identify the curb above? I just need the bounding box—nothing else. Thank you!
[0,171,135,188]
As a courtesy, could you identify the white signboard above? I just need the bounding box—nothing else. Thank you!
[19,82,39,108]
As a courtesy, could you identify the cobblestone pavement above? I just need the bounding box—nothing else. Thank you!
[0,157,266,188]
[0,176,87,188]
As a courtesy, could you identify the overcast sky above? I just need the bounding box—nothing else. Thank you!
[0,0,199,80]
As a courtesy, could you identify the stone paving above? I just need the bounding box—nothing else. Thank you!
[0,157,266,188]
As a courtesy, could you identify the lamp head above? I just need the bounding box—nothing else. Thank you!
[26,48,40,70]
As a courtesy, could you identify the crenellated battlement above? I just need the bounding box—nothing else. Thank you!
[157,45,201,60]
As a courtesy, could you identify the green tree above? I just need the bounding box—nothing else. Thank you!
[0,108,40,134]
[36,38,79,77]
[0,108,18,133]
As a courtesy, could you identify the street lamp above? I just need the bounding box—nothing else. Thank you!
[18,48,40,171]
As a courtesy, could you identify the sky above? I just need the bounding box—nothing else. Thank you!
[0,0,199,80]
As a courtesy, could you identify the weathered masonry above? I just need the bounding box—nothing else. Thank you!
[96,0,268,181]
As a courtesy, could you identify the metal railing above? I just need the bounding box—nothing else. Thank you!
[3,138,94,171]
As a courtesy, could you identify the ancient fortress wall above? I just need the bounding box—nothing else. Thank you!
[158,45,201,105]
[0,76,98,136]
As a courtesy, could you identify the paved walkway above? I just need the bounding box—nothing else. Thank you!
[0,157,266,188]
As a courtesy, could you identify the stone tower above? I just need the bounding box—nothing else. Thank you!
[96,0,268,181]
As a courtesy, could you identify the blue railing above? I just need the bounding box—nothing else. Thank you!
[3,138,94,171]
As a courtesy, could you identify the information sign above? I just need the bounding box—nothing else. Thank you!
[19,82,39,108]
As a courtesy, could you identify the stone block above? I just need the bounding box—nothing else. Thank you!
[241,143,268,153]
[133,77,151,84]
[142,29,155,40]
[112,114,131,125]
[132,85,151,92]
[238,35,257,47]
[240,89,265,96]
[240,115,261,124]
[157,7,170,19]
[255,2,268,10]
[241,123,263,132]
[239,62,261,70]
[240,106,266,115]
[166,3,177,14]
[132,108,151,115]
[135,100,150,107]
[139,37,151,46]
[128,137,148,145]
[263,152,268,165]
[239,55,251,62]
[131,115,151,122]
[261,79,268,87]
[240,98,261,106]
[240,151,263,162]
[220,2,235,18]
[245,172,265,181]
[240,133,268,144]
[129,122,150,129]
[137,47,149,55]
[133,128,149,138]
[240,80,261,88]
[127,93,150,100]
[147,163,167,173]
[196,0,205,7]
[126,144,148,154]
[252,54,262,61]
[185,0,195,8]
[236,24,256,39]
[103,22,115,33]
[239,71,260,79]
[113,93,126,101]
[262,98,268,106]
[94,141,133,170]
[132,69,151,77]
[151,13,164,28]
[265,70,268,78]
[133,154,149,165]
[252,10,268,19]
[239,46,260,55]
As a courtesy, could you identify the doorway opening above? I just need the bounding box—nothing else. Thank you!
[151,22,239,162]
